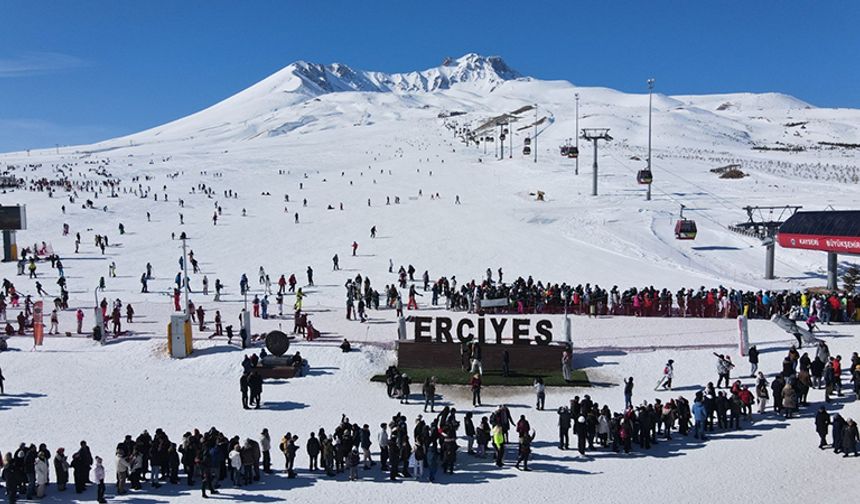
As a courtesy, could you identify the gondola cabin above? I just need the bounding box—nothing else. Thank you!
[560,146,569,156]
[567,147,578,159]
[523,146,531,156]
[674,219,698,240]
[637,169,653,185]
[524,137,532,146]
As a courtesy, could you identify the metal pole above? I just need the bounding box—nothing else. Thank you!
[534,104,538,163]
[575,94,579,175]
[509,120,513,159]
[592,139,598,196]
[765,241,775,279]
[181,237,190,318]
[827,252,838,290]
[646,78,654,201]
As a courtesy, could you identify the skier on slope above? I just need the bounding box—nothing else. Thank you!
[657,360,674,390]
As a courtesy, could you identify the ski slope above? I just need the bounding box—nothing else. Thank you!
[0,53,859,502]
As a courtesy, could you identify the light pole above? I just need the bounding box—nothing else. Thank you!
[533,104,538,163]
[646,78,655,201]
[575,94,580,175]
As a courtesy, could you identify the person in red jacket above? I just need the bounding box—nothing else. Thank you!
[738,385,754,419]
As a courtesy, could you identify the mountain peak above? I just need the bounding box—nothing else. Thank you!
[443,53,521,80]
[279,53,523,96]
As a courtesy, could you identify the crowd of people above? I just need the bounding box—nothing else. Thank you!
[5,334,859,502]
[383,267,860,322]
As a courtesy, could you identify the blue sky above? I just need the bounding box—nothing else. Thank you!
[1,0,857,152]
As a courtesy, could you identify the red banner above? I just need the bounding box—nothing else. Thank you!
[777,233,860,255]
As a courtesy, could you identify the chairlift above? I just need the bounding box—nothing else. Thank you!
[636,169,653,185]
[674,204,697,240]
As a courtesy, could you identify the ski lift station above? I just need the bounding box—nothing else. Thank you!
[777,210,860,289]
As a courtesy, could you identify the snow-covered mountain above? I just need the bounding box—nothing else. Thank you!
[67,51,855,154]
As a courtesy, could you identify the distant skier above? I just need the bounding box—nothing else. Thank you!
[352,241,358,256]
[370,226,377,238]
[656,360,674,390]
[306,266,314,286]
[332,254,340,271]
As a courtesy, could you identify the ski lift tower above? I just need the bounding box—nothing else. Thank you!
[729,205,802,279]
[580,128,612,196]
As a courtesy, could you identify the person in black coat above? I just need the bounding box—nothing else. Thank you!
[248,371,263,409]
[558,407,572,449]
[387,434,399,480]
[815,407,831,448]
[306,432,320,471]
[23,445,36,499]
[240,373,250,409]
[69,452,87,493]
[574,415,588,454]
[167,444,180,484]
[833,414,846,454]
[748,346,759,377]
[2,452,22,504]
[842,419,859,457]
